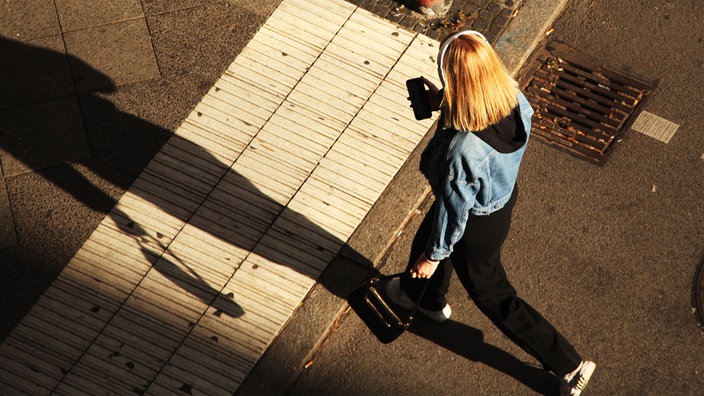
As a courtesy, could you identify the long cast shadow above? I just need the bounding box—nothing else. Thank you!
[0,36,561,393]
[410,318,560,395]
[0,35,371,337]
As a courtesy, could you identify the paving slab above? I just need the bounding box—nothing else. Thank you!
[64,18,160,92]
[0,35,74,109]
[0,97,90,176]
[54,0,144,31]
[0,0,61,42]
[78,79,197,177]
[147,3,268,91]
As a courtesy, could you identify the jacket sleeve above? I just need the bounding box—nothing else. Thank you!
[425,146,480,261]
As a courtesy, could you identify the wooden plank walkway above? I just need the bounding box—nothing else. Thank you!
[0,0,440,394]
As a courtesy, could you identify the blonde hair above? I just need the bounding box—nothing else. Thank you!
[441,34,519,132]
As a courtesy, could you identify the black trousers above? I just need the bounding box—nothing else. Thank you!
[400,186,582,376]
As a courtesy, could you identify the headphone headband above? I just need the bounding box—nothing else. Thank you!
[437,30,489,86]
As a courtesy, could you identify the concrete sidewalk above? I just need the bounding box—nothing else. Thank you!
[0,0,567,394]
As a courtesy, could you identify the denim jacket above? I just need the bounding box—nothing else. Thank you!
[426,92,534,261]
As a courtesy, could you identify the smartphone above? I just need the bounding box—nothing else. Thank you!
[406,77,432,120]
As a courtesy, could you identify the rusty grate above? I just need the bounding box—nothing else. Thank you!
[519,42,655,165]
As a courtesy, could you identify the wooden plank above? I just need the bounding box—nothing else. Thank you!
[243,252,317,296]
[135,270,214,318]
[235,152,308,192]
[53,377,97,396]
[69,345,155,389]
[355,105,423,146]
[10,320,85,362]
[347,116,420,155]
[126,181,198,222]
[308,55,381,95]
[270,3,346,39]
[149,367,233,396]
[100,324,174,365]
[269,209,344,252]
[360,98,427,139]
[70,246,144,286]
[108,307,185,351]
[121,287,203,331]
[159,243,238,284]
[26,296,104,340]
[337,20,410,62]
[216,169,288,213]
[240,40,314,74]
[256,231,334,274]
[156,346,240,394]
[274,2,346,36]
[267,102,345,143]
[151,140,229,183]
[284,0,356,22]
[316,47,384,83]
[0,342,65,386]
[3,328,80,372]
[230,163,298,205]
[285,197,357,241]
[303,64,374,103]
[175,335,251,381]
[212,73,283,113]
[288,187,364,231]
[114,191,188,233]
[59,362,146,396]
[245,139,318,177]
[290,173,372,214]
[249,129,327,164]
[171,223,251,264]
[91,333,166,374]
[201,87,276,125]
[40,288,111,332]
[190,207,269,249]
[259,18,333,58]
[324,146,397,182]
[70,248,147,290]
[333,132,407,172]
[161,134,233,175]
[0,354,53,395]
[255,24,326,59]
[178,119,248,162]
[347,8,413,44]
[52,269,124,314]
[223,65,295,100]
[83,225,161,270]
[236,50,306,87]
[310,161,384,204]
[192,204,272,238]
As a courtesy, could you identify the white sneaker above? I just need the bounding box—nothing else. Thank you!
[385,278,451,323]
[560,360,596,396]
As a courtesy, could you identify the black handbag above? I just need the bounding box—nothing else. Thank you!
[347,272,429,344]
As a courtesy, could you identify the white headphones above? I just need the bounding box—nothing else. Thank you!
[437,30,489,86]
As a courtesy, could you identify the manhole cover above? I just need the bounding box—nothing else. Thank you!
[518,42,655,164]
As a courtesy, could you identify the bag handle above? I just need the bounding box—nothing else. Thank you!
[372,272,431,328]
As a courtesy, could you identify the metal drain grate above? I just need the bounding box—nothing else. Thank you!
[519,42,655,164]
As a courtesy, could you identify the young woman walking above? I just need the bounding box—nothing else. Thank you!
[388,30,595,395]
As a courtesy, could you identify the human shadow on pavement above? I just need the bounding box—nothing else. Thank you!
[0,36,373,340]
[410,318,560,395]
